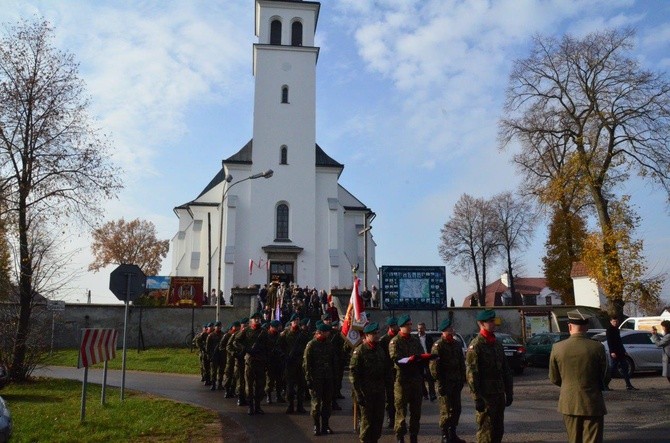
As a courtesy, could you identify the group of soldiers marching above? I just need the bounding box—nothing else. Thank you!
[194,309,513,443]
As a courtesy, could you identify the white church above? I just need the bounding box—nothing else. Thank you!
[170,0,378,302]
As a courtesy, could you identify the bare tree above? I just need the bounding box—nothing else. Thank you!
[89,218,169,276]
[500,28,670,316]
[439,194,499,306]
[491,192,537,305]
[0,20,122,381]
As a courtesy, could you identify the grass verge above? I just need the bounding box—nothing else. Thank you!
[46,347,200,375]
[1,377,219,442]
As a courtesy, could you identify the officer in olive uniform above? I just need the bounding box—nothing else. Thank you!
[304,320,338,436]
[549,309,608,443]
[206,321,225,391]
[350,322,389,443]
[277,313,309,414]
[389,315,432,443]
[222,321,241,398]
[216,322,236,390]
[380,316,399,428]
[466,309,513,443]
[322,314,345,411]
[430,318,466,443]
[195,322,214,386]
[265,320,286,404]
[228,317,249,405]
[193,323,210,383]
[233,312,270,415]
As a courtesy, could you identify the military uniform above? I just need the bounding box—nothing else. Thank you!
[350,323,389,443]
[228,319,249,405]
[195,325,211,385]
[379,318,398,428]
[265,321,285,403]
[220,322,240,397]
[233,317,270,415]
[205,323,225,391]
[549,309,608,443]
[389,315,425,442]
[431,318,466,443]
[304,321,338,435]
[277,319,309,413]
[466,310,513,443]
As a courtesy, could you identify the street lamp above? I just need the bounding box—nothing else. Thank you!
[216,167,274,321]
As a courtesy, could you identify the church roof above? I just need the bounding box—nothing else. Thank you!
[175,138,345,208]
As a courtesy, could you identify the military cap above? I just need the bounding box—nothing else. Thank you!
[203,323,209,328]
[214,320,222,327]
[207,322,214,327]
[385,316,398,326]
[289,313,300,322]
[269,320,281,328]
[316,322,332,332]
[300,317,310,326]
[567,309,591,325]
[476,309,496,322]
[363,322,379,334]
[438,318,453,331]
[231,321,241,328]
[240,317,249,324]
[397,314,412,327]
[261,322,269,329]
[250,312,261,320]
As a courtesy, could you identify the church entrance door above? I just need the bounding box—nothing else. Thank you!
[270,261,294,285]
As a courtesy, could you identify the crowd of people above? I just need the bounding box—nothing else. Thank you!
[193,305,519,443]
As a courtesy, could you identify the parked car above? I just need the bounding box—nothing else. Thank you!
[464,332,527,375]
[592,330,663,376]
[0,396,11,443]
[411,331,467,357]
[525,332,569,367]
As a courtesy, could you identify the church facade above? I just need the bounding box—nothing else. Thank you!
[170,0,378,302]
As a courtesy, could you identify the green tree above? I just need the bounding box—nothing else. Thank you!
[542,206,587,305]
[89,218,169,276]
[0,20,121,381]
[500,28,670,316]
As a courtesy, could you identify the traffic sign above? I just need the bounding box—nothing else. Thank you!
[47,300,66,311]
[109,264,146,302]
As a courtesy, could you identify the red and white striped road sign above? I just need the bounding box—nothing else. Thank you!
[78,329,119,368]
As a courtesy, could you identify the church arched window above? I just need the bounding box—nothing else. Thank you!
[270,19,282,45]
[291,21,302,46]
[276,203,289,240]
[281,85,289,103]
[280,146,288,165]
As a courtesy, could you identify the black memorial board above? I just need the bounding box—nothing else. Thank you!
[380,265,446,310]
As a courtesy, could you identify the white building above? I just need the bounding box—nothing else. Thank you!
[571,262,608,309]
[170,0,378,302]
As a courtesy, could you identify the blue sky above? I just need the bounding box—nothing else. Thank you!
[2,0,669,307]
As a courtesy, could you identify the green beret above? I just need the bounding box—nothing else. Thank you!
[203,323,209,328]
[269,320,281,328]
[331,320,339,327]
[316,322,332,332]
[476,310,496,322]
[385,316,398,326]
[214,321,222,327]
[289,313,300,322]
[207,322,214,327]
[240,317,249,324]
[363,322,379,334]
[250,312,261,320]
[300,317,310,326]
[397,315,412,327]
[438,318,453,331]
[321,313,331,321]
[231,321,241,328]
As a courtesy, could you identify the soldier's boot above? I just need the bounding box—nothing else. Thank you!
[210,382,216,391]
[266,393,272,404]
[276,391,286,403]
[331,400,342,411]
[247,398,255,416]
[237,397,248,407]
[217,382,224,390]
[313,417,321,436]
[396,436,405,443]
[285,399,295,414]
[224,387,234,398]
[409,435,418,443]
[449,427,465,443]
[204,379,212,386]
[321,418,333,435]
[296,400,307,414]
[255,398,265,415]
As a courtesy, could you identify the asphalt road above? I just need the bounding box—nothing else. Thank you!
[36,366,670,442]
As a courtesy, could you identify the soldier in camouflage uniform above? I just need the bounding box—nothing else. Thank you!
[389,315,433,443]
[228,317,249,405]
[350,322,389,443]
[193,323,210,384]
[430,318,466,443]
[466,309,513,443]
[322,314,345,411]
[206,321,225,391]
[304,321,337,436]
[233,312,270,415]
[265,320,286,404]
[222,321,241,398]
[380,316,399,428]
[277,314,308,414]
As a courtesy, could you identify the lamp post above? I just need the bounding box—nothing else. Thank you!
[216,167,274,321]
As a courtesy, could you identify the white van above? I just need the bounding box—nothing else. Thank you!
[619,310,670,332]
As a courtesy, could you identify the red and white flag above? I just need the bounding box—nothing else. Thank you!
[350,277,364,322]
